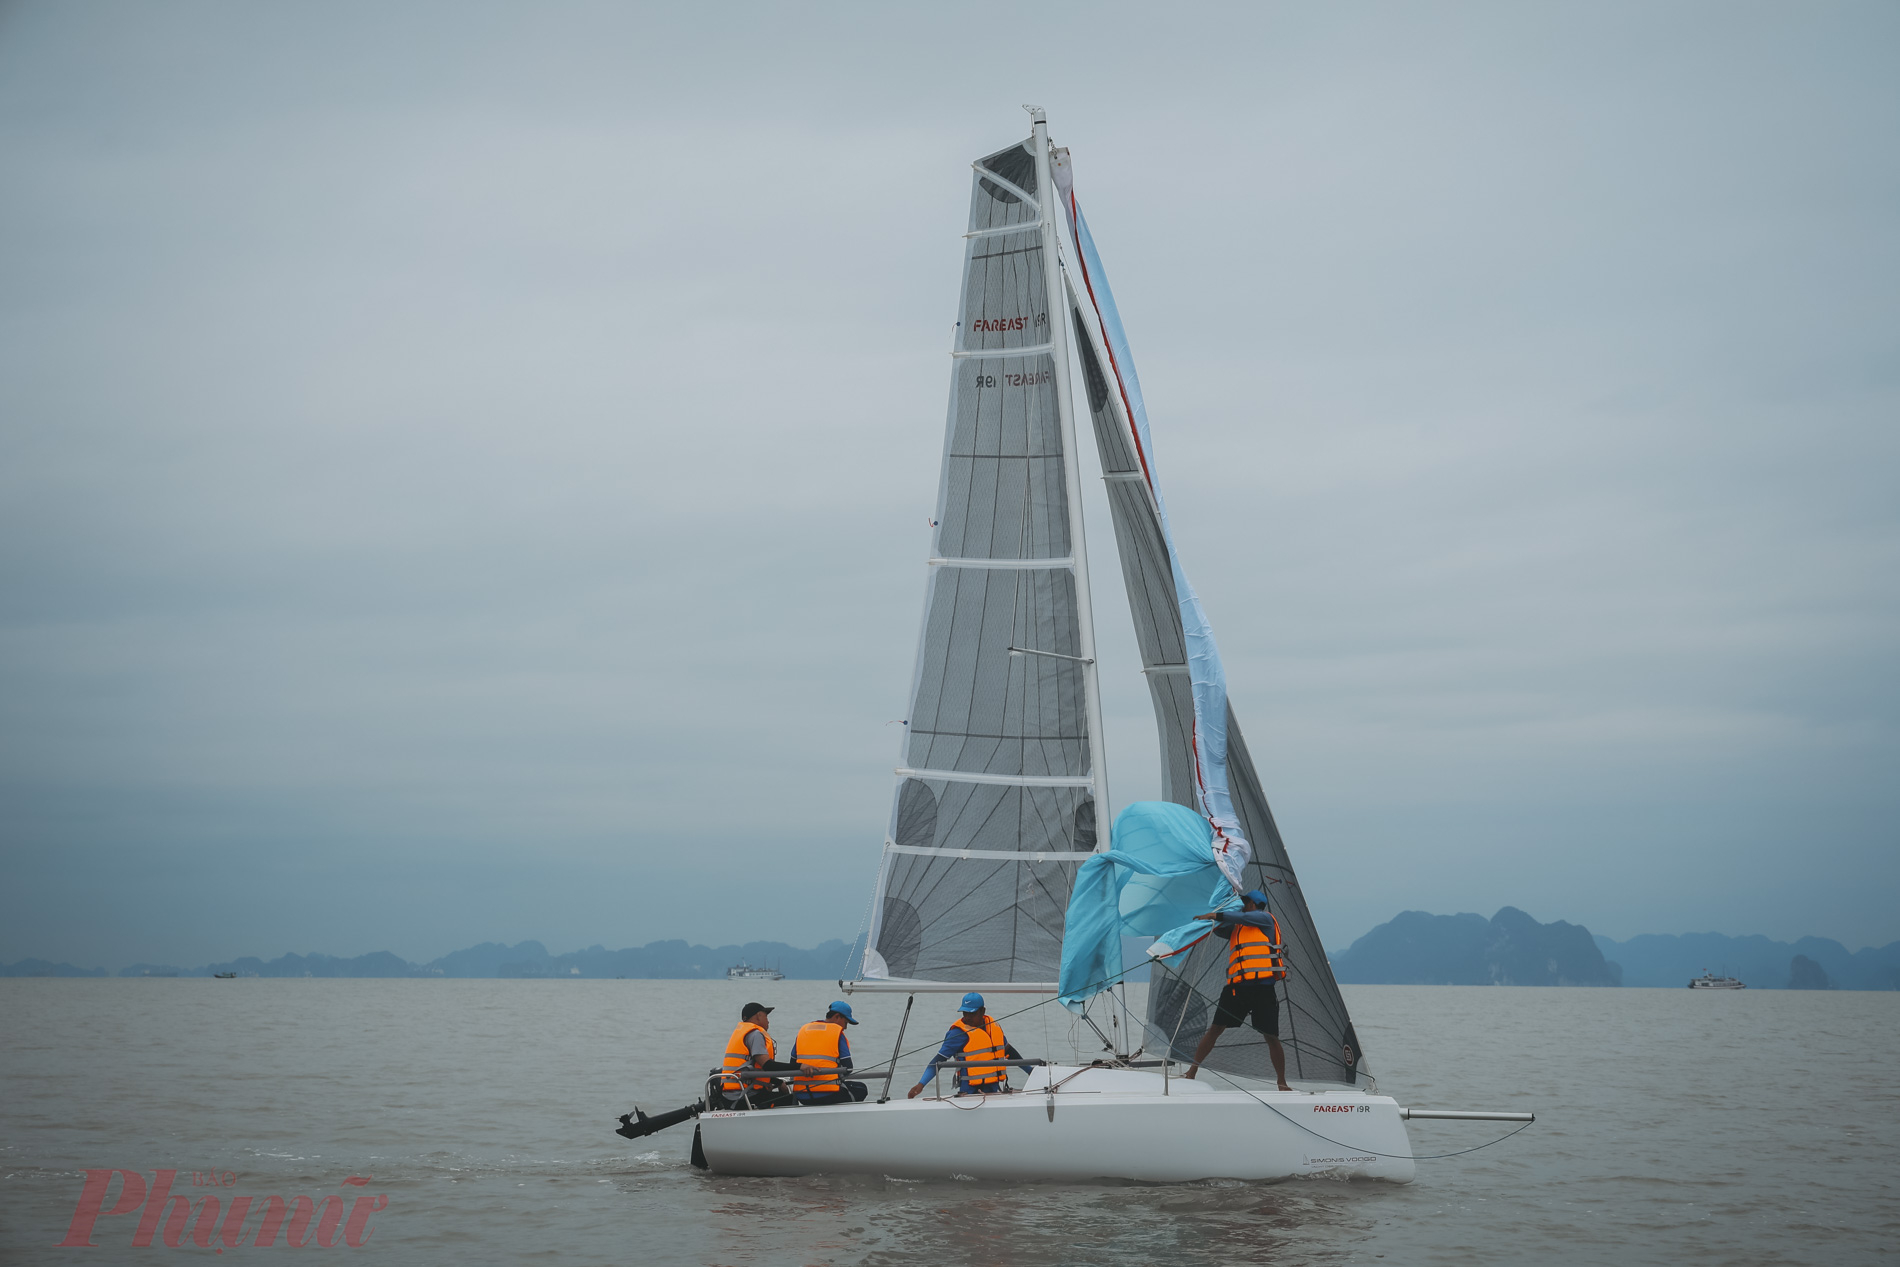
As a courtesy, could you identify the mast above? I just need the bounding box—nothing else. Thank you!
[1032,107,1124,1053]
[1030,106,1111,850]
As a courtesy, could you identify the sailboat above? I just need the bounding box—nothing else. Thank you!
[685,109,1521,1184]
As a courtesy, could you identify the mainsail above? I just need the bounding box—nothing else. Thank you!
[860,119,1106,987]
[1051,151,1366,1085]
[857,117,1363,1087]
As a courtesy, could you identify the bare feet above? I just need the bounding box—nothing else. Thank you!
[1182,1066,1199,1080]
[1278,1082,1292,1091]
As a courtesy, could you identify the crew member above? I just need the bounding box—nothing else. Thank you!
[791,1002,868,1105]
[719,1002,798,1108]
[1182,889,1292,1090]
[907,992,1034,1098]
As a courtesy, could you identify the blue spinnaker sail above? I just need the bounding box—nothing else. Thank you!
[1051,156,1252,892]
[1057,801,1241,1011]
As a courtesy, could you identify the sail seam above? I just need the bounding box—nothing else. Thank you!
[927,556,1074,570]
[970,164,1038,208]
[950,343,1055,359]
[885,844,1087,861]
[906,729,1087,739]
[895,767,1091,788]
[963,223,1042,240]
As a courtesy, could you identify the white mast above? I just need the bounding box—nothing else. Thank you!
[1028,106,1111,852]
[1032,107,1125,1056]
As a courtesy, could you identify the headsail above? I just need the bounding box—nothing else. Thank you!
[1051,150,1366,1085]
[860,121,1106,988]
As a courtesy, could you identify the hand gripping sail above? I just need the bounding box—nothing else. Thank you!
[859,120,1108,991]
[1050,149,1366,1086]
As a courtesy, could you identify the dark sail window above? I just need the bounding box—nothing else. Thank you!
[877,898,924,978]
[1073,308,1111,413]
[978,141,1037,201]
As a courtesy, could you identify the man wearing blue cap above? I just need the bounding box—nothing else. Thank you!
[906,992,1034,1098]
[1182,889,1292,1091]
[790,1002,868,1105]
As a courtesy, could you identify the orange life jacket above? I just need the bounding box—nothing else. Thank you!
[952,1016,1009,1091]
[1226,916,1286,984]
[720,1020,774,1095]
[791,1020,844,1096]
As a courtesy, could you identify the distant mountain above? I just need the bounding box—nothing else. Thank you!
[1330,907,1621,986]
[468,938,865,981]
[0,958,108,978]
[1788,955,1831,990]
[166,949,424,979]
[1593,931,1900,990]
[0,936,867,980]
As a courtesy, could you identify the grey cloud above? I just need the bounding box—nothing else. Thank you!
[2,1,1894,967]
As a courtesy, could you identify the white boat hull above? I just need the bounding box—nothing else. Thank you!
[698,1065,1414,1184]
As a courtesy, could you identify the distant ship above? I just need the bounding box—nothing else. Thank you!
[725,960,783,981]
[213,972,237,979]
[1688,971,1745,989]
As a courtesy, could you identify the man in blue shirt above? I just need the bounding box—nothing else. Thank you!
[906,993,1034,1097]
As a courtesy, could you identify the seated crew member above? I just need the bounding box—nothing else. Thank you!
[906,992,1034,1098]
[1182,888,1292,1090]
[791,1002,869,1105]
[719,1002,799,1108]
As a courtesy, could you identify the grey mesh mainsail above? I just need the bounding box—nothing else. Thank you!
[861,135,1098,986]
[1059,162,1366,1086]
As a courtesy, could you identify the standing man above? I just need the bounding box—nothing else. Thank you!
[791,1001,869,1105]
[1182,889,1292,1091]
[907,992,1034,1098]
[718,1002,798,1108]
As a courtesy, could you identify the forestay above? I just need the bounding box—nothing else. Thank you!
[860,131,1103,987]
[1052,150,1366,1086]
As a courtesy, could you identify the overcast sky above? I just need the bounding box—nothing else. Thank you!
[2,1,1895,969]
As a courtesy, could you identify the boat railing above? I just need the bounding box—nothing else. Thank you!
[707,1057,1074,1108]
[709,1054,1196,1110]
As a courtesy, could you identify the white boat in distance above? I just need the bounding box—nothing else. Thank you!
[1688,971,1746,989]
[686,109,1525,1184]
[725,961,783,981]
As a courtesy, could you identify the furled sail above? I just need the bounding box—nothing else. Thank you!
[859,131,1102,987]
[1051,151,1366,1085]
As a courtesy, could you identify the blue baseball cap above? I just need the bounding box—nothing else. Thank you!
[1243,889,1270,907]
[959,991,985,1012]
[826,1000,859,1025]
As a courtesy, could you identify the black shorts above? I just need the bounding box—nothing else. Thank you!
[1213,979,1280,1036]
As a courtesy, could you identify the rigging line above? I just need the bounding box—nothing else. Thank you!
[897,855,1010,926]
[905,729,1088,741]
[922,892,1040,948]
[930,770,1026,872]
[876,951,1156,1076]
[1205,1066,1537,1162]
[911,775,1008,889]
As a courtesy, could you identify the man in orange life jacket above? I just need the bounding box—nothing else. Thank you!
[1182,889,1292,1091]
[790,1002,869,1105]
[718,1002,801,1108]
[906,992,1034,1097]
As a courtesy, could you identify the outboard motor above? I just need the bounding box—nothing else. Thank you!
[614,1100,703,1141]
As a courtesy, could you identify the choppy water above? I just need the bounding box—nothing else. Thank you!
[2,978,1894,1264]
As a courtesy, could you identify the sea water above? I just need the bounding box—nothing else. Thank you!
[1,978,1894,1264]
